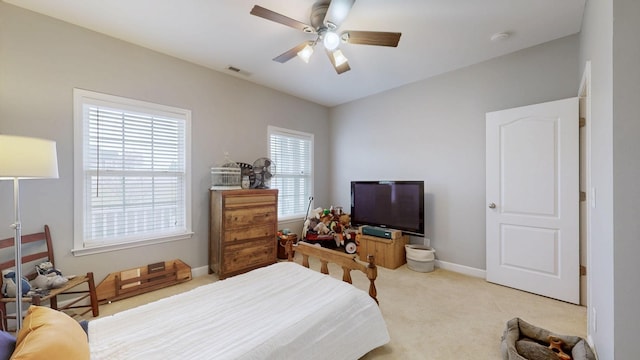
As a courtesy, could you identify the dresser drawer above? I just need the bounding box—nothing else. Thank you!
[222,238,275,274]
[225,224,275,243]
[224,194,276,208]
[224,206,276,228]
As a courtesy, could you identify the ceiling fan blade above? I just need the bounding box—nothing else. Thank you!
[342,31,401,47]
[250,5,315,33]
[273,42,312,63]
[326,49,351,74]
[324,0,356,28]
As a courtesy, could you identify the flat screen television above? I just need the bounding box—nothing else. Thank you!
[350,180,425,237]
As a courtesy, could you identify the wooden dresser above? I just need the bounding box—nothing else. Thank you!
[209,188,278,279]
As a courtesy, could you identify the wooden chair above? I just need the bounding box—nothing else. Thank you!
[0,225,98,331]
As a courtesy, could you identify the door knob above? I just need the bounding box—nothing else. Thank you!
[488,203,496,209]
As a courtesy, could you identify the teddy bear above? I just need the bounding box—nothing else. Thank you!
[338,213,351,229]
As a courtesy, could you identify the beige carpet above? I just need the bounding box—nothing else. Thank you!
[94,260,587,359]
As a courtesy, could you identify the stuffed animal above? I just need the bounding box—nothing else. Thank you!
[36,261,63,276]
[31,273,68,290]
[303,207,324,238]
[339,214,351,228]
[313,215,333,235]
[329,220,341,234]
[311,207,323,220]
[31,262,68,289]
[1,269,31,297]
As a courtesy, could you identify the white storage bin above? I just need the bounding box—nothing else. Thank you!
[405,244,436,273]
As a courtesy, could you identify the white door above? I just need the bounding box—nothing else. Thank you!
[486,98,579,304]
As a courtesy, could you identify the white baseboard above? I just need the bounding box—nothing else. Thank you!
[191,265,209,278]
[198,262,487,279]
[435,259,486,279]
[586,335,598,359]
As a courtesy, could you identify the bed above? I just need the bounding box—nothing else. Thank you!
[91,242,388,359]
[6,242,389,359]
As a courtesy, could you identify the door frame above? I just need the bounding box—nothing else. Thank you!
[579,61,593,337]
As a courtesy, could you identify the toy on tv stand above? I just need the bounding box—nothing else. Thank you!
[302,206,358,254]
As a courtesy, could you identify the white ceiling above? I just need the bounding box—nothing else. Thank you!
[5,0,586,107]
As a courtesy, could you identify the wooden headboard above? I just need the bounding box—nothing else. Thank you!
[285,240,379,304]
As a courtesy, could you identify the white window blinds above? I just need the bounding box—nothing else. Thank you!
[74,89,191,252]
[268,126,313,219]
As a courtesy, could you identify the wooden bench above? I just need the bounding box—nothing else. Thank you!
[0,225,98,331]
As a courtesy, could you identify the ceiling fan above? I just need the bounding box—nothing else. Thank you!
[250,0,401,74]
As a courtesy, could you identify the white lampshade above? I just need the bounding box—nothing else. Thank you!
[331,49,348,66]
[297,43,315,63]
[0,135,59,179]
[323,31,340,51]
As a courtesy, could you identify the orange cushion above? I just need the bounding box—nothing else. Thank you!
[10,306,89,360]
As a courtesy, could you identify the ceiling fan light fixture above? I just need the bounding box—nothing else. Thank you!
[297,43,315,63]
[331,49,348,66]
[325,21,337,30]
[250,2,400,74]
[323,30,340,51]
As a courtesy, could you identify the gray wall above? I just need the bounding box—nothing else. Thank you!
[0,3,330,282]
[612,1,640,358]
[329,35,580,270]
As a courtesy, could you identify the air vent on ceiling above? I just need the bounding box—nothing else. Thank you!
[226,66,251,77]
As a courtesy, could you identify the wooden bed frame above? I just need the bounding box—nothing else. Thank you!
[285,240,379,304]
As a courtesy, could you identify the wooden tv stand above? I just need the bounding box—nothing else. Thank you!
[357,233,408,269]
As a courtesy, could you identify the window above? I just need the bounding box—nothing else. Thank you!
[73,89,192,255]
[268,126,313,220]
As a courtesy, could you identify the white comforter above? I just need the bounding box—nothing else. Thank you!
[89,262,389,359]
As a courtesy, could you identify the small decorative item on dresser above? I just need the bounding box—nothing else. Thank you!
[237,162,255,188]
[210,154,242,190]
[251,157,276,189]
[210,165,241,190]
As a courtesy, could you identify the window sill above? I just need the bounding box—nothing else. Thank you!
[71,232,194,256]
[279,215,305,223]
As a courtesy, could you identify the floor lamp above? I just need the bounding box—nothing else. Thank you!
[0,135,59,330]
